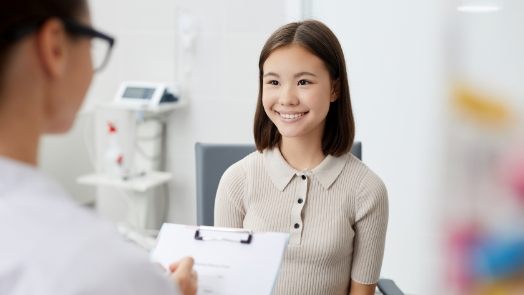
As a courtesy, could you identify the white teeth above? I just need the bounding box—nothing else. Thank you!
[278,112,304,120]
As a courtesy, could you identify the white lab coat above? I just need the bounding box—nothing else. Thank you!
[0,157,179,295]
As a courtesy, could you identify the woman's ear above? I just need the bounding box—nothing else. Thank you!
[35,19,68,78]
[330,79,340,102]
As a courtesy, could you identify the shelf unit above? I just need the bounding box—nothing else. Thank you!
[77,171,172,193]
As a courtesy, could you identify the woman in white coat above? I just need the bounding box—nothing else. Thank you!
[0,1,196,294]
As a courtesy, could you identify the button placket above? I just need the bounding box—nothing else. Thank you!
[289,173,309,245]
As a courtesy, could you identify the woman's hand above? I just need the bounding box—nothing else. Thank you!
[169,257,198,295]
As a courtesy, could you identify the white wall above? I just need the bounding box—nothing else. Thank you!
[309,1,446,294]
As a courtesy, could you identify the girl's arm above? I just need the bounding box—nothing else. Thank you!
[350,170,389,292]
[214,163,246,228]
[349,280,376,295]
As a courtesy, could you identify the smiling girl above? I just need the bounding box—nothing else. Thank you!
[214,20,388,295]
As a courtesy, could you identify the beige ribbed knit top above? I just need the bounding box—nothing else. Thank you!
[214,147,388,295]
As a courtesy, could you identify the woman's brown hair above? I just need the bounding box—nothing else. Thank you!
[253,20,355,157]
[0,0,87,91]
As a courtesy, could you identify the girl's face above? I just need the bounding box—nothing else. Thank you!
[262,44,335,142]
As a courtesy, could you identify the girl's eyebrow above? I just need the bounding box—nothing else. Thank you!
[263,72,279,78]
[263,72,317,78]
[294,72,317,78]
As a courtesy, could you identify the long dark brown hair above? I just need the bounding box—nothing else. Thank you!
[254,20,355,157]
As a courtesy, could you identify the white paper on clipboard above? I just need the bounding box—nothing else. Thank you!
[150,223,289,295]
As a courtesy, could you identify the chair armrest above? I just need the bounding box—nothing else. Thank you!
[377,278,404,295]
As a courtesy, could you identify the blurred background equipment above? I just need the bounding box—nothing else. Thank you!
[77,81,184,242]
[444,0,524,293]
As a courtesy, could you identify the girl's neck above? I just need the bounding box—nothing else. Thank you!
[279,137,325,171]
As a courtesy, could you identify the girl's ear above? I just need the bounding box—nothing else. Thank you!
[330,79,340,102]
[36,18,68,78]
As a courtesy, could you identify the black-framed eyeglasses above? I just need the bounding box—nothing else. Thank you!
[62,19,115,72]
[1,18,115,72]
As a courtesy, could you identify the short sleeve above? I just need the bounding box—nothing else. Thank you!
[351,169,389,284]
[214,161,247,228]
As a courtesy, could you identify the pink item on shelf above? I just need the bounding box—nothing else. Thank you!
[508,158,524,201]
[446,223,481,294]
[499,148,524,202]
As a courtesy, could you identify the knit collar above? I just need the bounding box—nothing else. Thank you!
[263,147,347,192]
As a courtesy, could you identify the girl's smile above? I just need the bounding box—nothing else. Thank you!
[274,110,309,122]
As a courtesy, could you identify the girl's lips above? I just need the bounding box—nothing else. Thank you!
[275,111,308,121]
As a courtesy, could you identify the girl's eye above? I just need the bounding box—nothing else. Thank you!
[267,80,279,86]
[298,79,310,86]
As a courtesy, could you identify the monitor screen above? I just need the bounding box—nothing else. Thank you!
[122,87,155,100]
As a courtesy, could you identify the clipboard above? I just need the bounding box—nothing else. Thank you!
[151,223,289,295]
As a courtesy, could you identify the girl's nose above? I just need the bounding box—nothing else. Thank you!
[278,84,299,106]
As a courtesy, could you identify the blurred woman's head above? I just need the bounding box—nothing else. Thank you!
[0,0,93,133]
[0,0,90,82]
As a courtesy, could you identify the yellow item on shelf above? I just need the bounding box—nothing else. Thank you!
[452,84,513,128]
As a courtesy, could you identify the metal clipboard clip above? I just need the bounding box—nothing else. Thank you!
[194,227,253,244]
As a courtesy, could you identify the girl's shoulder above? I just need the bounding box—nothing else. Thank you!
[342,152,385,189]
[222,150,263,179]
